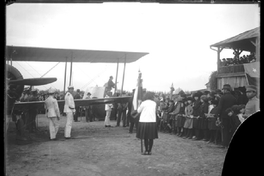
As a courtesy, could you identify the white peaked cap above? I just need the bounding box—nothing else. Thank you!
[48,87,57,94]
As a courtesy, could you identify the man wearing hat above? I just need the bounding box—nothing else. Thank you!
[85,92,93,122]
[44,87,61,140]
[64,85,76,139]
[244,85,259,119]
[217,84,237,148]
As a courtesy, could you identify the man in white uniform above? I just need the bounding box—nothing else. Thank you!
[44,87,60,140]
[104,92,113,127]
[64,85,76,139]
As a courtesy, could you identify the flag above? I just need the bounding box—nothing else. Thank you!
[244,62,260,86]
[243,62,259,78]
[132,70,143,112]
[170,83,175,92]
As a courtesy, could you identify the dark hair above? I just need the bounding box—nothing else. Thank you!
[225,108,233,114]
[211,99,219,106]
[143,91,155,101]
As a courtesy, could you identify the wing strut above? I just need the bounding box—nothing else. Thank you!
[69,52,73,86]
[120,54,127,96]
[63,58,68,94]
[114,58,119,95]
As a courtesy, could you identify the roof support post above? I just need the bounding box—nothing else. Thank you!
[120,55,127,96]
[217,47,223,72]
[114,58,119,95]
[63,58,68,94]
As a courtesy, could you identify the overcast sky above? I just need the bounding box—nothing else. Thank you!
[6,3,260,93]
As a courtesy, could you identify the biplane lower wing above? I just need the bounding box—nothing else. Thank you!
[13,96,132,112]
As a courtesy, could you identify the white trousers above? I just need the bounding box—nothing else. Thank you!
[48,117,59,139]
[104,110,111,126]
[65,112,73,138]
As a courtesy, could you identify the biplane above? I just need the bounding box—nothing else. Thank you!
[5,45,148,133]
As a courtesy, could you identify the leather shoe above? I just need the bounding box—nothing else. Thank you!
[142,151,148,155]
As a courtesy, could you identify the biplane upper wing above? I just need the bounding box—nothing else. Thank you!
[6,46,148,63]
[13,96,132,112]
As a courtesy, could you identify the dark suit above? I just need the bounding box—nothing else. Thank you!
[74,93,81,121]
[217,92,237,147]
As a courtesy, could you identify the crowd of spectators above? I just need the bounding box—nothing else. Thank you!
[220,53,256,67]
[154,85,255,149]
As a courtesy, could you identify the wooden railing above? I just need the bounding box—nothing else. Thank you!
[218,64,245,74]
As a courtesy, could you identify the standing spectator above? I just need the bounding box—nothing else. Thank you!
[73,89,81,122]
[64,85,76,139]
[199,95,209,141]
[85,92,93,122]
[206,99,219,144]
[134,91,158,155]
[175,93,186,137]
[28,89,39,133]
[217,84,237,148]
[129,89,139,133]
[244,85,259,119]
[121,102,128,127]
[192,92,202,140]
[183,97,194,139]
[44,88,60,140]
[104,91,113,127]
[116,103,123,127]
[165,99,175,133]
[170,95,181,134]
[230,105,242,136]
[160,98,169,132]
[158,98,166,132]
[237,87,248,105]
[224,107,236,146]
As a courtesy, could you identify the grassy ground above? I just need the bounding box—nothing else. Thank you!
[5,114,227,176]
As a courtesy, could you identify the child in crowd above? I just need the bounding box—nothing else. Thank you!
[230,105,245,137]
[183,97,194,139]
[237,104,246,124]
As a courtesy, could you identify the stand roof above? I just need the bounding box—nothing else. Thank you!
[210,27,259,52]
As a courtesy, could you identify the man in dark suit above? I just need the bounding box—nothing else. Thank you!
[217,84,237,148]
[74,89,81,122]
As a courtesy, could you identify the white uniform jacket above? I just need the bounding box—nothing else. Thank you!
[104,95,113,111]
[64,92,76,113]
[44,96,61,118]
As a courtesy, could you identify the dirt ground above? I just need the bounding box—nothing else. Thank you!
[5,114,227,176]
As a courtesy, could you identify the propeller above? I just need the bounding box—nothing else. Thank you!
[8,77,57,86]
